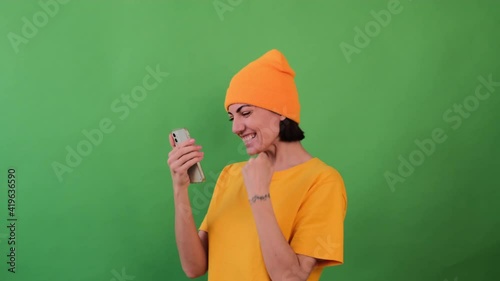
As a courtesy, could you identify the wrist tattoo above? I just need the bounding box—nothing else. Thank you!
[249,193,271,204]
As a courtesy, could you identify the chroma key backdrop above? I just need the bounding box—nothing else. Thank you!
[1,1,499,281]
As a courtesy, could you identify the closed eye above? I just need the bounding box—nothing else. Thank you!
[228,111,251,122]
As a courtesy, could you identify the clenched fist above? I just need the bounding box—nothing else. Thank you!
[242,147,276,202]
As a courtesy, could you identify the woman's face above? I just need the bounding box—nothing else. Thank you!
[227,103,283,155]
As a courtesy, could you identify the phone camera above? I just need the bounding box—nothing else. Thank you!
[174,138,178,142]
[173,133,176,137]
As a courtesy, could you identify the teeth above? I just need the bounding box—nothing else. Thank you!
[243,134,256,141]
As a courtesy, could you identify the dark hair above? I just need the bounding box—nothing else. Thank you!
[279,118,305,142]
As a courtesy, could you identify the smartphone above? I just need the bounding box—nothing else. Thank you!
[171,128,206,183]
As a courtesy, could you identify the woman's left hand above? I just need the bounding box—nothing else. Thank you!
[242,150,275,200]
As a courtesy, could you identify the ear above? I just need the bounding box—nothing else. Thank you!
[280,115,286,121]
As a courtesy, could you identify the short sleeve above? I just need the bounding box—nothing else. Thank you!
[289,170,347,267]
[198,164,233,232]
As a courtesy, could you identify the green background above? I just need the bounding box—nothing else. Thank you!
[1,0,499,280]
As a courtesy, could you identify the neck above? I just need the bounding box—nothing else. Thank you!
[267,141,313,172]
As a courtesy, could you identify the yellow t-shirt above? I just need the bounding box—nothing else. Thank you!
[199,157,347,281]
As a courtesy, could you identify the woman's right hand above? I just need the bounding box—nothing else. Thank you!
[167,134,204,190]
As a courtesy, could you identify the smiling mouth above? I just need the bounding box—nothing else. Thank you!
[241,133,256,143]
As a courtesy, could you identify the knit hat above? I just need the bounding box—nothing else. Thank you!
[224,49,301,123]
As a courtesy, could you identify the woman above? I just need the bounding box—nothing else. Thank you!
[167,49,347,281]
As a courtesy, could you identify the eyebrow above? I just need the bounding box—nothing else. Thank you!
[228,105,251,115]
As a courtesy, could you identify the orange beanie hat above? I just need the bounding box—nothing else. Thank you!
[224,49,301,123]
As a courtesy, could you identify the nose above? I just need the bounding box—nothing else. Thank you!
[232,117,244,135]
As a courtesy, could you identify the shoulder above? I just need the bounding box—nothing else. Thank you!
[308,157,344,185]
[220,160,247,175]
[304,158,346,204]
[303,158,347,212]
[215,160,247,183]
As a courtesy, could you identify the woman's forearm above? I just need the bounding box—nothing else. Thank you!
[250,196,309,281]
[173,187,207,278]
